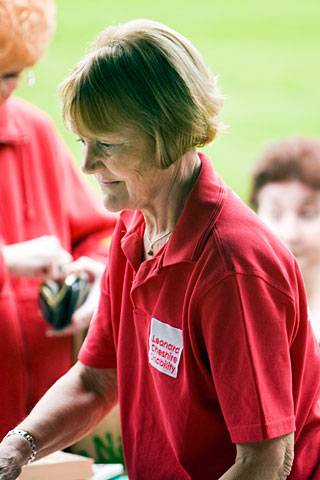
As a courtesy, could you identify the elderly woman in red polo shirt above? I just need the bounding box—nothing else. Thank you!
[1,19,320,480]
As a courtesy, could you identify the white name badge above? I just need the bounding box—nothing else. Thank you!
[149,317,183,378]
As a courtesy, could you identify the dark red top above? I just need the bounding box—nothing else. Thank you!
[0,97,116,438]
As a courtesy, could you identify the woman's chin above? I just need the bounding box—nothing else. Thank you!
[102,196,123,213]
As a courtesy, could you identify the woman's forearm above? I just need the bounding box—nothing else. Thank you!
[219,433,294,480]
[219,461,281,480]
[1,362,117,463]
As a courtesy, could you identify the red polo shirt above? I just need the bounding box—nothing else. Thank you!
[0,97,116,439]
[80,153,320,479]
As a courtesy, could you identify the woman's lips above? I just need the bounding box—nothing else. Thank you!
[95,174,122,187]
[99,180,122,190]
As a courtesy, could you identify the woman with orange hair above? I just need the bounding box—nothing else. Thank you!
[0,0,115,439]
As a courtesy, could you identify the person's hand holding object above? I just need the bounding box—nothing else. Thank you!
[2,235,72,280]
[46,255,105,336]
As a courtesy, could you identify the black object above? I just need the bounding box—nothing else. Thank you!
[39,273,90,330]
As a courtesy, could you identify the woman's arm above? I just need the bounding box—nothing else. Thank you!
[0,362,117,479]
[220,433,294,479]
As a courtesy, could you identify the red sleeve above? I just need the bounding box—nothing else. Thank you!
[198,273,297,443]
[0,246,7,290]
[79,269,117,368]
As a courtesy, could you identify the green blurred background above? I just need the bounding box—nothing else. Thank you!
[17,0,320,200]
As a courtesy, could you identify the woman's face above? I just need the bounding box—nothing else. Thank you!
[80,127,175,213]
[257,180,320,271]
[0,69,21,107]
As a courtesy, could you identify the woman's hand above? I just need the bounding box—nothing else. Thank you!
[0,456,21,480]
[46,256,105,337]
[0,436,33,480]
[2,236,72,280]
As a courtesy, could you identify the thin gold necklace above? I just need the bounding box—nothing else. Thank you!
[145,230,172,256]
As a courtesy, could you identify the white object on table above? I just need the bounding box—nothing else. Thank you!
[91,463,124,479]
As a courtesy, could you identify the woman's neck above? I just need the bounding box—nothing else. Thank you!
[143,150,201,236]
[302,266,320,343]
[300,264,320,305]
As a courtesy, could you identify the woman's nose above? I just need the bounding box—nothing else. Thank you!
[82,145,104,174]
[278,215,299,247]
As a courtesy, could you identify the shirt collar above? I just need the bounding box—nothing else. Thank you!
[0,97,27,144]
[120,152,226,268]
[162,152,226,266]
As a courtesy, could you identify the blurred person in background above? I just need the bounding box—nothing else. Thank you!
[250,136,320,343]
[0,19,319,480]
[0,0,116,439]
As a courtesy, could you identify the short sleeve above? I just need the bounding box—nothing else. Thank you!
[199,273,297,443]
[0,240,11,292]
[79,270,117,368]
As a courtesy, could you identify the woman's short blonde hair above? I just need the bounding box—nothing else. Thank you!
[61,19,224,168]
[0,0,56,71]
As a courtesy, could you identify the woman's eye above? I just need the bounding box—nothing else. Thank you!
[300,209,318,219]
[76,138,85,144]
[1,72,20,80]
[98,142,113,149]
